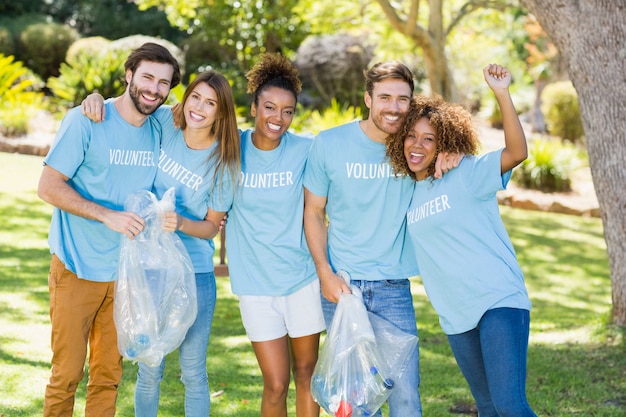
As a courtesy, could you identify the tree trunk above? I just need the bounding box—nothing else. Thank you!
[521,0,626,324]
[374,0,458,101]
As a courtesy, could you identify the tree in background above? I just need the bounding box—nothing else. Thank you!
[134,0,309,78]
[521,0,626,325]
[372,0,518,101]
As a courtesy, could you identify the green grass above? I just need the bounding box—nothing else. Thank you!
[0,151,624,416]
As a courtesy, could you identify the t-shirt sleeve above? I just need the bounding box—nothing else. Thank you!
[208,169,235,212]
[302,135,329,197]
[151,106,175,139]
[464,149,512,199]
[44,107,91,179]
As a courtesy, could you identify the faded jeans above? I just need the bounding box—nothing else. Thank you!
[135,272,216,417]
[322,278,421,417]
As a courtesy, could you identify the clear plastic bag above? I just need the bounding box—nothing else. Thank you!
[311,286,418,417]
[114,187,197,367]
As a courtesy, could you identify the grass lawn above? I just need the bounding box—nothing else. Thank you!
[0,151,624,416]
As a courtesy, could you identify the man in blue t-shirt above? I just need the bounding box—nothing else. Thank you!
[304,61,427,417]
[37,43,181,417]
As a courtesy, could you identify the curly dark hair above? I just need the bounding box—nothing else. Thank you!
[386,94,480,181]
[246,53,302,104]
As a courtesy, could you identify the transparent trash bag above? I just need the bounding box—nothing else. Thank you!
[311,286,418,417]
[114,187,197,367]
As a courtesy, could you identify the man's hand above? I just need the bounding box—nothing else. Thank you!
[101,210,145,240]
[81,92,106,122]
[318,268,351,304]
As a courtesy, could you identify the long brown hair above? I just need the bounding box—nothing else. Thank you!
[172,70,240,191]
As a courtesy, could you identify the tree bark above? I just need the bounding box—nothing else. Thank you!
[521,0,626,324]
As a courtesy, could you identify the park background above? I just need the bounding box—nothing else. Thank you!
[0,0,623,416]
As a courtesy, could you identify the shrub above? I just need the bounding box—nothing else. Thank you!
[18,21,79,80]
[47,35,185,109]
[291,98,362,136]
[541,80,584,143]
[0,54,44,136]
[488,102,503,129]
[0,27,15,56]
[46,49,126,109]
[66,36,111,66]
[512,137,586,192]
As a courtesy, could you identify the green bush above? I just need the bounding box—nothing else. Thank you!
[66,36,112,66]
[541,81,584,143]
[512,137,586,192]
[0,54,44,136]
[0,27,15,56]
[488,101,503,129]
[47,35,184,109]
[291,98,362,136]
[46,49,126,108]
[18,21,79,80]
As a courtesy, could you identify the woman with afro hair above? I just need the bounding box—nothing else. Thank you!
[224,53,325,417]
[386,64,538,417]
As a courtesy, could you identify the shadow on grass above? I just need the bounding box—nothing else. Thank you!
[502,207,611,329]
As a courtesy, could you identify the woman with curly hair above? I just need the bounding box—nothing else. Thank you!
[225,53,324,417]
[386,64,538,417]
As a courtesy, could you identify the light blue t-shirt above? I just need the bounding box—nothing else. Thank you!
[152,108,234,274]
[406,150,532,335]
[225,129,318,296]
[44,102,161,282]
[303,120,419,281]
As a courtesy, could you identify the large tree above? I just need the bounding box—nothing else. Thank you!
[521,0,626,325]
[373,0,515,101]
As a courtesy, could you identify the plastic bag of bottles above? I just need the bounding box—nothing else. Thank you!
[311,286,418,417]
[114,187,197,367]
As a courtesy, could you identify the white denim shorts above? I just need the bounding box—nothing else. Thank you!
[238,279,326,342]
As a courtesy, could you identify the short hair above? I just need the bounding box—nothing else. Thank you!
[364,61,414,97]
[124,42,181,88]
[246,53,302,105]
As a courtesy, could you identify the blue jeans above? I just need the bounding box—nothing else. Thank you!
[447,308,537,417]
[322,279,421,417]
[135,272,216,417]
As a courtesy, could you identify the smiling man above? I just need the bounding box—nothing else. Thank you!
[37,43,180,417]
[303,61,422,417]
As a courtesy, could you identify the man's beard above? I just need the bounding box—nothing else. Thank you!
[372,110,404,136]
[129,81,165,116]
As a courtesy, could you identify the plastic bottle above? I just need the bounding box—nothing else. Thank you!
[125,333,150,358]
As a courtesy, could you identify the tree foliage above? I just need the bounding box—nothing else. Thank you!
[0,0,186,43]
[134,0,310,73]
[371,0,519,101]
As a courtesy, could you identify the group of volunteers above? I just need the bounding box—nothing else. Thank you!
[38,41,538,417]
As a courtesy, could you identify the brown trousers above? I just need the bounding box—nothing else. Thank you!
[44,255,122,417]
